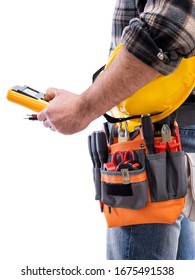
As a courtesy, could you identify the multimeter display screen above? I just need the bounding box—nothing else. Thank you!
[23,88,38,97]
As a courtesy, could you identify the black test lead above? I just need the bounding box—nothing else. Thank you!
[24,114,38,120]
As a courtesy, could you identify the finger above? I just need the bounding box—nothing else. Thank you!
[37,110,48,121]
[44,87,58,101]
[50,125,56,132]
[43,120,56,131]
[43,119,52,128]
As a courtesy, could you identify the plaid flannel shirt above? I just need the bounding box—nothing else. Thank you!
[110,0,195,75]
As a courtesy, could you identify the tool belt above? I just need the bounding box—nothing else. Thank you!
[88,114,188,228]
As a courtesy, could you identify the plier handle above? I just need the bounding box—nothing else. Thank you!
[104,150,142,172]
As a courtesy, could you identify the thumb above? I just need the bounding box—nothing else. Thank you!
[44,87,58,101]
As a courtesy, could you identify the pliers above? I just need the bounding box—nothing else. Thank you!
[104,150,142,171]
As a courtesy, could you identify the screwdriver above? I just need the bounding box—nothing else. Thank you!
[88,135,95,168]
[95,131,108,168]
[95,131,109,213]
[91,131,103,210]
[141,114,155,154]
[91,132,101,169]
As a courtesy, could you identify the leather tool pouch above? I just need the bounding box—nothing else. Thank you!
[88,122,187,228]
[182,153,195,221]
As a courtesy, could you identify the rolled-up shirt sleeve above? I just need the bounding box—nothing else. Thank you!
[120,0,195,75]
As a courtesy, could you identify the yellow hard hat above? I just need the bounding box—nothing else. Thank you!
[105,44,195,132]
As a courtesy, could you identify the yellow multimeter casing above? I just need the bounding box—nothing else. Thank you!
[7,85,48,112]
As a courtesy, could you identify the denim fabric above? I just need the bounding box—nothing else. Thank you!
[179,125,195,152]
[106,125,195,260]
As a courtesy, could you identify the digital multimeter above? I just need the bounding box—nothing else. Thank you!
[7,85,48,112]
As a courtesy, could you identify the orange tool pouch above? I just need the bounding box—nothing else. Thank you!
[88,118,187,228]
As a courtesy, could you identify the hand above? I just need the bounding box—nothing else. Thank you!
[37,46,159,135]
[37,87,91,134]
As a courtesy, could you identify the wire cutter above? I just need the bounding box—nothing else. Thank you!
[154,140,181,153]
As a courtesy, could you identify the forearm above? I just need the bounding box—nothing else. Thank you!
[80,45,160,122]
[37,46,160,135]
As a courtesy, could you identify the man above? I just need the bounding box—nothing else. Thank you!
[37,1,195,259]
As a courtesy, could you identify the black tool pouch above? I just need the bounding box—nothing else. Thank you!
[146,151,187,202]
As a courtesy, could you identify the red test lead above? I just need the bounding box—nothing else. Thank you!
[24,114,38,120]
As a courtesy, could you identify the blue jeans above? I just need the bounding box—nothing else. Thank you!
[106,125,195,260]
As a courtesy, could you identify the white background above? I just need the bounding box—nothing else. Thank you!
[0,0,116,278]
[1,1,194,279]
